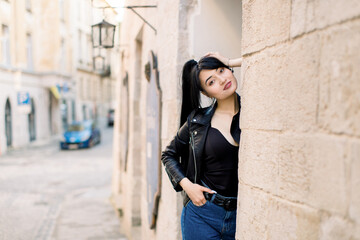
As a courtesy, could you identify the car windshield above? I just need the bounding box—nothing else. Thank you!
[67,124,84,131]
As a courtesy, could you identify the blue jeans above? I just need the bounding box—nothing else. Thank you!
[181,199,237,240]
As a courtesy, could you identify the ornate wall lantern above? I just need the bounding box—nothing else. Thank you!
[93,54,105,72]
[91,20,116,48]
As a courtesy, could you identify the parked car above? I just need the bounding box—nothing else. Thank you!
[107,109,114,126]
[60,120,101,150]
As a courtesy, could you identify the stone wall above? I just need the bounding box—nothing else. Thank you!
[113,1,184,239]
[113,0,360,239]
[237,0,360,239]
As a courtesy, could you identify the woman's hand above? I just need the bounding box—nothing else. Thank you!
[204,52,229,66]
[204,52,242,68]
[180,178,215,206]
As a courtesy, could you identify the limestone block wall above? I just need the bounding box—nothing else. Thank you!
[237,0,360,239]
[116,9,145,239]
[151,1,185,240]
[114,1,185,239]
[113,0,217,239]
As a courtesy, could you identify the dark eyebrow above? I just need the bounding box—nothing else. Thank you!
[205,75,212,85]
[205,68,218,85]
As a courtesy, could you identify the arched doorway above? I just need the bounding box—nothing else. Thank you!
[82,105,87,120]
[5,98,12,147]
[28,98,36,141]
[61,99,68,130]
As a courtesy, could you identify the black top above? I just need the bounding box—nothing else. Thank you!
[201,125,239,197]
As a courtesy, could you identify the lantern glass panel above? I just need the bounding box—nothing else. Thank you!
[92,25,100,47]
[101,24,115,48]
[93,55,105,71]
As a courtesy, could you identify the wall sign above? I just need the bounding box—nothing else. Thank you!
[17,92,31,114]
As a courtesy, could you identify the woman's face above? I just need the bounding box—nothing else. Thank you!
[199,67,237,100]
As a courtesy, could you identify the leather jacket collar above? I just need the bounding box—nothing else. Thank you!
[190,94,241,144]
[161,93,241,198]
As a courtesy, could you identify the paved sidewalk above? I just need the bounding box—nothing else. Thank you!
[0,128,127,240]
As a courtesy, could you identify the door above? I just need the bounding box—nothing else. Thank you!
[5,99,12,147]
[28,98,36,141]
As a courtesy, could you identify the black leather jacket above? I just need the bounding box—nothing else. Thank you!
[161,95,241,205]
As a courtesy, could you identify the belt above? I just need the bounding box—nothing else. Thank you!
[204,192,237,211]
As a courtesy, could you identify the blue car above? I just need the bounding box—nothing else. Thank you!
[60,120,101,150]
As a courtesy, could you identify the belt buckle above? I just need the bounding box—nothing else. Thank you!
[204,192,212,201]
[223,199,236,211]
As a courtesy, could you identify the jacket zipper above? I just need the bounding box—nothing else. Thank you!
[190,131,197,183]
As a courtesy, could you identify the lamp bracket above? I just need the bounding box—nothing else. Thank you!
[126,6,157,35]
[91,1,157,35]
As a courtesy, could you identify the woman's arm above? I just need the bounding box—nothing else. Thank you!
[228,57,242,68]
[204,52,242,68]
[180,178,214,206]
[161,117,214,206]
[161,121,190,191]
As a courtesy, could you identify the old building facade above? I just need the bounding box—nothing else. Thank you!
[0,0,118,154]
[0,0,74,152]
[112,0,360,239]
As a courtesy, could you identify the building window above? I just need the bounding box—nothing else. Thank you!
[78,30,82,63]
[71,100,76,121]
[87,79,91,100]
[1,25,11,66]
[86,0,92,24]
[87,34,92,67]
[88,79,92,100]
[60,38,66,72]
[26,0,31,12]
[59,0,65,21]
[78,78,83,99]
[78,0,82,21]
[26,33,34,70]
[83,78,88,100]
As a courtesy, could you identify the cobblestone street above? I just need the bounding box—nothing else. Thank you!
[0,128,126,240]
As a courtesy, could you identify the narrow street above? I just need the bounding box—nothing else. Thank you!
[0,128,126,240]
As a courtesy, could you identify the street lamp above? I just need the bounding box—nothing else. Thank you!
[91,20,116,48]
[92,47,111,77]
[93,54,105,72]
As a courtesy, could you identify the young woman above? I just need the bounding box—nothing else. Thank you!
[161,52,242,239]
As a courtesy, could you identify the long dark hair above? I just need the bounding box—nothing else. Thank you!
[180,57,228,126]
